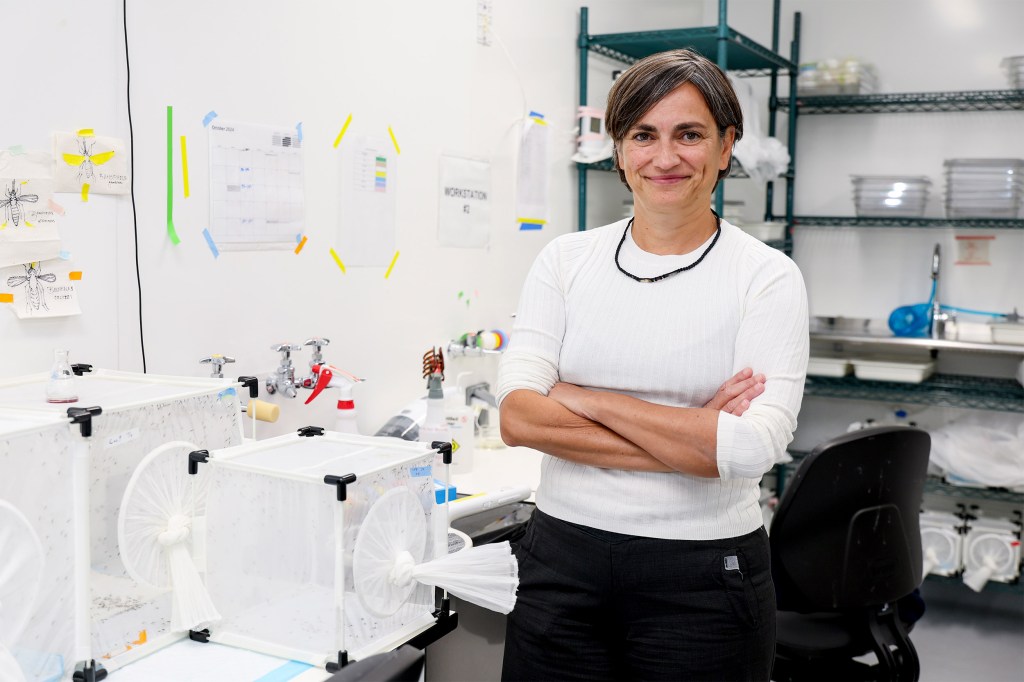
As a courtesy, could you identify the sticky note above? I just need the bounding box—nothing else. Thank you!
[384,250,400,279]
[388,126,401,154]
[202,228,220,258]
[334,114,353,148]
[329,248,346,274]
[69,271,83,281]
[180,136,190,198]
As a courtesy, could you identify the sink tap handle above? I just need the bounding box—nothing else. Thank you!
[271,343,303,365]
[200,354,236,378]
[304,337,331,367]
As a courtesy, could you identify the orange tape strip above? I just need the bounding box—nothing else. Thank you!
[0,294,13,303]
[294,236,308,254]
[69,271,83,280]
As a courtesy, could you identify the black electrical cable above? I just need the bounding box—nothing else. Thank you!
[123,0,147,372]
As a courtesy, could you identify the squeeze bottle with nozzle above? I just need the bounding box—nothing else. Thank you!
[417,374,452,447]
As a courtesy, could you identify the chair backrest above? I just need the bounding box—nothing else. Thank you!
[770,426,931,612]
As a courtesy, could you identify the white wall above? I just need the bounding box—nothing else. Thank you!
[0,0,703,435]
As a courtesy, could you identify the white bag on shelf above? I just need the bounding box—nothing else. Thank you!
[929,413,1024,488]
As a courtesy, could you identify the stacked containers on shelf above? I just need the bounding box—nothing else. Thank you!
[944,159,1024,218]
[851,175,931,217]
[1000,56,1024,89]
[0,410,81,682]
[0,369,244,675]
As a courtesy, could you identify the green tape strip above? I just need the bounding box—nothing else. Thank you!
[167,105,180,245]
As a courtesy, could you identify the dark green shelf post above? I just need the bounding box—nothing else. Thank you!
[784,12,801,245]
[713,0,729,217]
[578,7,590,231]
[764,0,781,224]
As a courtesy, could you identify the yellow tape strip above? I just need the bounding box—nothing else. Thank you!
[77,128,95,137]
[516,217,547,224]
[69,271,83,281]
[530,117,548,126]
[384,250,400,279]
[0,293,13,303]
[387,126,401,155]
[81,183,90,202]
[329,248,346,274]
[180,135,190,198]
[333,114,353,148]
[294,235,308,254]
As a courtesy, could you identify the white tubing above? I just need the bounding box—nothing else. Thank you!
[71,442,91,664]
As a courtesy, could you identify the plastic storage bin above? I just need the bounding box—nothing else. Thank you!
[851,175,931,217]
[0,369,244,675]
[944,158,1024,219]
[1001,55,1024,89]
[850,357,935,383]
[194,431,441,667]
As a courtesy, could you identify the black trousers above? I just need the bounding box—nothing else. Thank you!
[502,510,776,682]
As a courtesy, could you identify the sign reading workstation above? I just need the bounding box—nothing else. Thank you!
[438,156,490,248]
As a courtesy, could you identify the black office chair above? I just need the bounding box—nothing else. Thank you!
[770,426,931,682]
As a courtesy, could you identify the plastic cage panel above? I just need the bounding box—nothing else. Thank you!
[0,369,244,671]
[200,432,440,666]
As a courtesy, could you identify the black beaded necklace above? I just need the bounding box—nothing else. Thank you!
[614,209,723,283]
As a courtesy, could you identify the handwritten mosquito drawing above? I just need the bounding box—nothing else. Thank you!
[0,180,39,228]
[7,262,57,314]
[62,137,116,183]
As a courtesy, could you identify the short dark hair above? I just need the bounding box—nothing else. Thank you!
[605,49,744,190]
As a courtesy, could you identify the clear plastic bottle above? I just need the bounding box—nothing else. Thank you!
[46,349,79,403]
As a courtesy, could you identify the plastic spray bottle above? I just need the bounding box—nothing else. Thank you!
[304,364,363,434]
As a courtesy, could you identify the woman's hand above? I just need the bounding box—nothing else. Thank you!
[703,368,765,416]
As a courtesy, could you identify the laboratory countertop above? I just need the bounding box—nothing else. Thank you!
[451,445,544,498]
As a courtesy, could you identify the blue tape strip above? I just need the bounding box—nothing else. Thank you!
[202,110,218,127]
[528,110,544,119]
[59,250,72,260]
[218,387,237,399]
[253,661,313,682]
[202,228,220,258]
[296,232,303,243]
[296,121,303,142]
[410,466,431,477]
[519,222,544,231]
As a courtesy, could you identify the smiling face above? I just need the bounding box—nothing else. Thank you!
[617,82,735,219]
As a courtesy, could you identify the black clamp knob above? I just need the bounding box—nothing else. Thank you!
[237,376,259,399]
[67,406,102,437]
[71,363,93,376]
[188,449,210,475]
[324,473,357,501]
[432,441,453,465]
[297,425,325,437]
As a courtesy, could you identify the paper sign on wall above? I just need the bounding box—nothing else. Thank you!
[439,156,490,248]
[0,176,60,268]
[337,134,398,267]
[53,132,129,194]
[515,115,549,229]
[208,120,305,251]
[1,258,81,318]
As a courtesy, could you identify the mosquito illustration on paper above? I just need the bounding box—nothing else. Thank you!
[0,180,39,228]
[6,262,57,314]
[62,137,116,183]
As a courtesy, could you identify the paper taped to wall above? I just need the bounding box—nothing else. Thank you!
[53,132,129,194]
[0,258,81,319]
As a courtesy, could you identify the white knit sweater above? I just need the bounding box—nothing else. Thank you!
[496,218,809,540]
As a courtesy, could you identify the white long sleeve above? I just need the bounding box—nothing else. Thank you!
[497,218,809,540]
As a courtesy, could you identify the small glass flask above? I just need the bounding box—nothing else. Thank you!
[46,349,79,404]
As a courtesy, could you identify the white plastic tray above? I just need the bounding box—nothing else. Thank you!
[991,323,1024,345]
[807,356,852,377]
[851,358,935,383]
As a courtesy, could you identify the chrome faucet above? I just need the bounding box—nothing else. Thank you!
[200,354,235,378]
[266,343,302,398]
[929,244,953,339]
